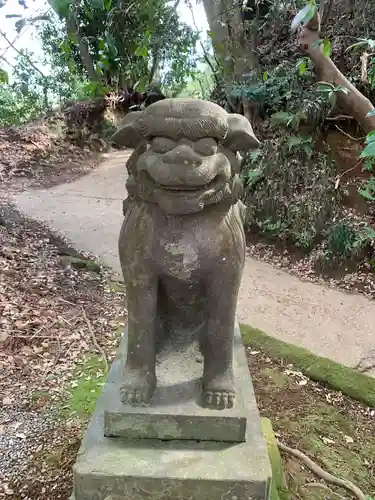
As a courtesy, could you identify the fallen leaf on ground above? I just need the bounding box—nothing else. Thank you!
[344,435,354,443]
[322,436,335,445]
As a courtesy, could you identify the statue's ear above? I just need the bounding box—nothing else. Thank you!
[223,114,260,152]
[111,111,144,148]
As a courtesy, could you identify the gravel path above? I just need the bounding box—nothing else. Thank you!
[11,150,375,376]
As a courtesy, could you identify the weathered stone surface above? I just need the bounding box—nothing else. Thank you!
[104,326,247,442]
[114,98,260,410]
[72,325,272,500]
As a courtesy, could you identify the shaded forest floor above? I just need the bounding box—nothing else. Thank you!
[0,115,108,193]
[0,204,125,499]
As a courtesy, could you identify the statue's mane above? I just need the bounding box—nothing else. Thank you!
[139,99,228,142]
[111,98,260,152]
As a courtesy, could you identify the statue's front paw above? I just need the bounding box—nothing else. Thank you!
[203,390,235,410]
[120,369,156,405]
[203,372,235,410]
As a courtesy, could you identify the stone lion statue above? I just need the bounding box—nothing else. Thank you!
[112,98,259,410]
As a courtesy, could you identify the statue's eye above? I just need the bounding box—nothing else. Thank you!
[194,138,218,156]
[151,137,176,153]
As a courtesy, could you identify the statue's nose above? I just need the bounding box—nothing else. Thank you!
[163,144,202,166]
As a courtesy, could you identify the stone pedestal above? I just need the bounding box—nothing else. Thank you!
[71,325,272,500]
[104,327,249,442]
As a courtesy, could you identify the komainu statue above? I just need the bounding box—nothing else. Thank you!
[112,99,259,410]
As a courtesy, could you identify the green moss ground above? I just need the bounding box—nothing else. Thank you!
[262,418,290,500]
[59,255,101,273]
[241,324,375,408]
[107,279,125,293]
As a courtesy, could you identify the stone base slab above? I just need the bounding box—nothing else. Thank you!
[72,325,272,500]
[104,326,248,442]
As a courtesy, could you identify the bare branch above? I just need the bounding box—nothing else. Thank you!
[185,0,220,85]
[297,10,375,133]
[0,29,46,79]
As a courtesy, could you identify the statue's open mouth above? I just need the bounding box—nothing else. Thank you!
[137,169,232,214]
[157,174,225,194]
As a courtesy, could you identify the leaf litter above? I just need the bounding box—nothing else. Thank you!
[0,117,103,192]
[0,202,126,499]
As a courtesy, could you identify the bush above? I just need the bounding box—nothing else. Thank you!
[321,223,375,265]
[242,138,340,251]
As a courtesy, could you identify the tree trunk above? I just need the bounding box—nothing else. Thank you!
[201,0,257,80]
[66,12,98,82]
[148,53,159,85]
[298,11,375,133]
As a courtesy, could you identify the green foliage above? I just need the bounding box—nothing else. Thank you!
[358,131,375,202]
[347,38,375,89]
[325,222,357,258]
[44,0,199,92]
[233,61,340,251]
[230,62,327,123]
[315,82,349,113]
[361,130,375,159]
[347,38,375,52]
[310,38,332,58]
[270,112,314,132]
[359,177,375,201]
[270,111,297,128]
[37,19,94,103]
[0,84,44,126]
[295,57,312,77]
[227,4,375,264]
[177,62,215,99]
[242,137,338,251]
[286,135,313,157]
[0,0,200,126]
[0,68,9,84]
[323,223,375,264]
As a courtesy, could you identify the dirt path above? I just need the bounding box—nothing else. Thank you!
[11,150,375,376]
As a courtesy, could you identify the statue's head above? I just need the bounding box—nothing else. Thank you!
[112,98,260,215]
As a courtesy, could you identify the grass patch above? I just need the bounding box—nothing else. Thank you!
[60,256,101,273]
[261,367,289,391]
[63,355,106,419]
[241,324,375,408]
[107,279,125,293]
